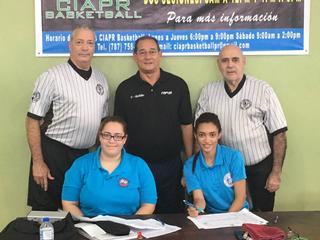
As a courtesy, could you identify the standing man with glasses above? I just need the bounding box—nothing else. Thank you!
[195,45,287,211]
[114,36,193,213]
[26,25,109,210]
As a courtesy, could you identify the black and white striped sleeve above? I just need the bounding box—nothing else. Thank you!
[28,70,55,119]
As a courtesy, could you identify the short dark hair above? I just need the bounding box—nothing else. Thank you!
[192,112,222,173]
[194,112,222,134]
[98,116,127,136]
[133,36,160,53]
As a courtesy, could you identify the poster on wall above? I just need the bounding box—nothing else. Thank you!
[35,0,310,56]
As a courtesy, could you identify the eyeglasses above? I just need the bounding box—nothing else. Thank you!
[100,132,125,141]
[136,49,158,57]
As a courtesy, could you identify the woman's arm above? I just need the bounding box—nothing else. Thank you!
[62,200,84,217]
[135,203,155,215]
[228,179,246,212]
[188,189,206,218]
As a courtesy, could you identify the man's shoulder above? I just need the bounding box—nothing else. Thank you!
[202,79,224,90]
[161,69,186,84]
[92,66,105,75]
[246,75,272,89]
[117,73,139,90]
[47,62,70,73]
[35,63,69,82]
[91,67,108,85]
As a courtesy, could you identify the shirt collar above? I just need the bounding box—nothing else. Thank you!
[68,59,92,80]
[224,74,246,98]
[199,144,223,169]
[135,68,168,86]
[94,147,128,175]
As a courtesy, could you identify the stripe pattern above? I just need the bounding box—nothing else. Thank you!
[28,62,109,149]
[195,75,287,166]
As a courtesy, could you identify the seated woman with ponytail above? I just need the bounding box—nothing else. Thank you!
[183,112,249,217]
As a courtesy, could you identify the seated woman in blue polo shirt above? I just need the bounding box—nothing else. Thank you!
[62,116,157,217]
[184,112,249,217]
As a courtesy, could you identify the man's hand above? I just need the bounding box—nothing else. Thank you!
[265,171,281,192]
[32,161,54,191]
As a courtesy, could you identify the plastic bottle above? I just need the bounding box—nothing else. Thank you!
[39,217,54,240]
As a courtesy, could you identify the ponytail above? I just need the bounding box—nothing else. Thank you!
[192,151,200,174]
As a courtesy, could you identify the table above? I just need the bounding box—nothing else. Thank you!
[143,211,320,240]
[23,211,317,240]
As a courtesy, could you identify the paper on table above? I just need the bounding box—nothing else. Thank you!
[75,215,164,230]
[132,223,181,239]
[187,208,268,229]
[75,222,136,240]
[75,216,181,239]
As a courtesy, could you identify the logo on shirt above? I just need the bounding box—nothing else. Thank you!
[223,173,233,187]
[130,94,144,99]
[161,91,173,95]
[240,99,252,110]
[31,91,41,102]
[96,84,104,95]
[119,178,129,187]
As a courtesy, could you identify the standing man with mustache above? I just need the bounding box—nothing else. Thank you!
[26,25,109,210]
[195,45,287,211]
[114,36,193,214]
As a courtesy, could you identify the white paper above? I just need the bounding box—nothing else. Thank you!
[187,208,268,229]
[75,215,164,230]
[137,223,181,238]
[74,216,181,239]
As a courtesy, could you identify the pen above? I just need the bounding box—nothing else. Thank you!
[183,200,205,213]
[154,217,165,226]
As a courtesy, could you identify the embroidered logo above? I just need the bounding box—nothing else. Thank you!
[130,94,144,99]
[223,173,233,187]
[240,99,252,110]
[96,84,104,95]
[119,178,129,187]
[31,91,41,102]
[160,91,172,95]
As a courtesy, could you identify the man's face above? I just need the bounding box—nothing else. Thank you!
[133,39,162,74]
[217,45,246,84]
[69,28,95,70]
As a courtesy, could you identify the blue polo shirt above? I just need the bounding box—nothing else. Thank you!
[62,147,157,217]
[183,144,249,213]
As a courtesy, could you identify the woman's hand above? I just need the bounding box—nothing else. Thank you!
[187,206,199,218]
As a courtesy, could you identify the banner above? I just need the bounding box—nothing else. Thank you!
[35,0,310,56]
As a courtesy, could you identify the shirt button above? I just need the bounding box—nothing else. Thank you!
[150,89,154,92]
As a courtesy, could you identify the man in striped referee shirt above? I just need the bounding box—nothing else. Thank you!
[26,26,109,210]
[195,45,287,211]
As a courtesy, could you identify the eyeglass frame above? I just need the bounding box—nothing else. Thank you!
[100,132,126,141]
[136,49,159,57]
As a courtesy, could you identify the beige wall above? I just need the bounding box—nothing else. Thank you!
[0,1,319,229]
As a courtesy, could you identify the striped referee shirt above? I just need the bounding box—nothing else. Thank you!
[195,75,287,166]
[28,62,109,149]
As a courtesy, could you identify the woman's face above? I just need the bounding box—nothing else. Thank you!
[195,122,221,155]
[99,121,127,157]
